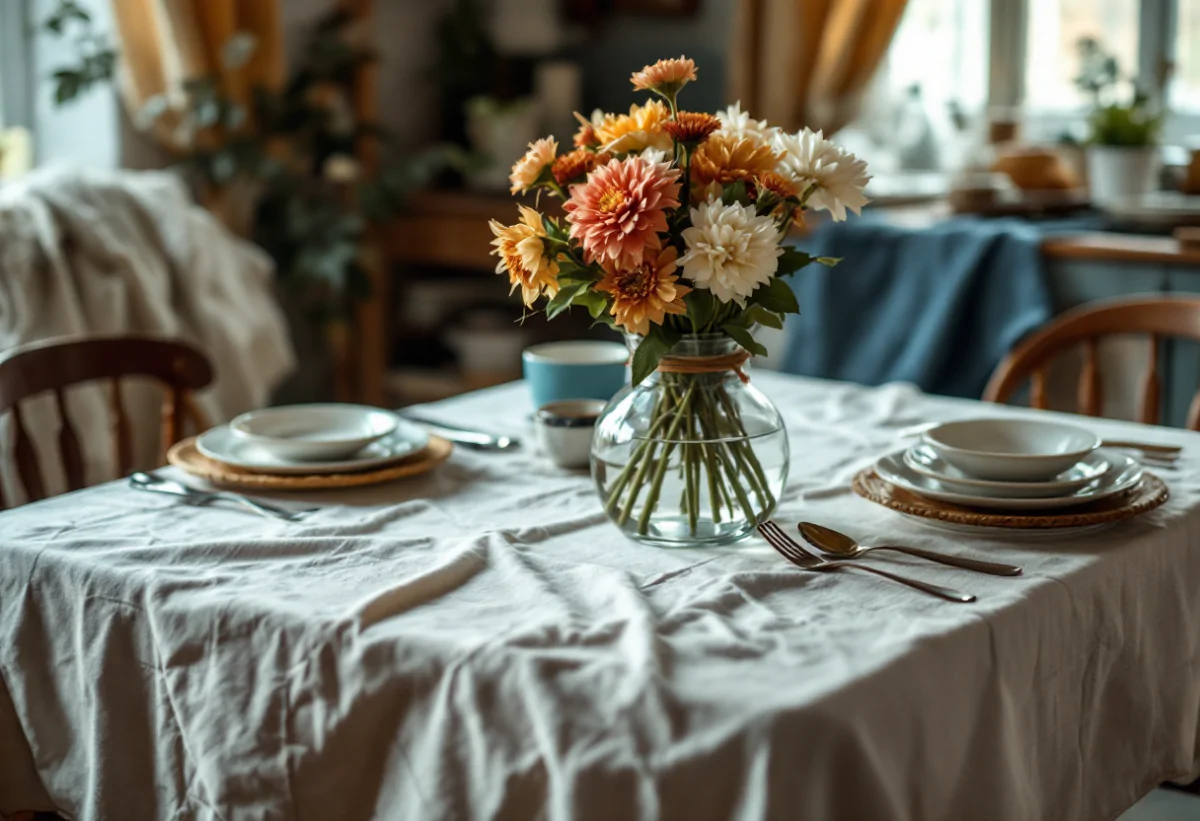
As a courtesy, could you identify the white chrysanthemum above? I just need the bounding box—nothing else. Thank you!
[773,128,870,221]
[716,101,774,146]
[679,197,783,305]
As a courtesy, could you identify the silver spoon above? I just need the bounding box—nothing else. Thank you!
[798,522,1023,577]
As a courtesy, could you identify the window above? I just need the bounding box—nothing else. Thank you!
[1172,0,1200,110]
[875,0,1199,126]
[882,0,989,114]
[1024,0,1140,111]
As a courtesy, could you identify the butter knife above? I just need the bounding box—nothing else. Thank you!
[397,411,520,451]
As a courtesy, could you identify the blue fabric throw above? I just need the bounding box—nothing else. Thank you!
[777,216,1058,399]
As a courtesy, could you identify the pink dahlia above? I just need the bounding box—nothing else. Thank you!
[564,154,681,269]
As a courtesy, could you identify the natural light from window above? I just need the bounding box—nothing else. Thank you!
[1173,0,1200,110]
[882,0,988,113]
[1025,0,1139,110]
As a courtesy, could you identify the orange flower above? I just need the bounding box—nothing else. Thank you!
[691,134,780,191]
[564,153,681,269]
[594,100,673,154]
[573,110,604,149]
[662,111,721,145]
[488,205,560,307]
[750,171,798,201]
[552,148,607,186]
[631,56,697,96]
[596,246,691,335]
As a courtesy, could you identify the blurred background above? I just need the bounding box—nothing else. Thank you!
[3,0,1200,419]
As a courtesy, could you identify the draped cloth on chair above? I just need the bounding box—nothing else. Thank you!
[729,0,908,135]
[109,0,285,150]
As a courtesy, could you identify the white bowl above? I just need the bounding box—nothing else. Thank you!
[920,419,1100,481]
[229,404,401,461]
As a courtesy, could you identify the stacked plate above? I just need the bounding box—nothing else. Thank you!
[168,404,448,491]
[873,419,1144,512]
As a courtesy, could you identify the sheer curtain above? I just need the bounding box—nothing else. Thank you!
[728,0,909,135]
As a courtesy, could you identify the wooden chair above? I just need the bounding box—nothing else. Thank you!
[983,295,1200,430]
[0,335,214,508]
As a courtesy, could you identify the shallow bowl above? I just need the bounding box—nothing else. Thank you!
[230,403,400,461]
[920,418,1100,481]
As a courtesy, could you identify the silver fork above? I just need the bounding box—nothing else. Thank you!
[129,472,316,522]
[756,521,976,603]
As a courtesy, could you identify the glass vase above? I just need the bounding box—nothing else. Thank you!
[590,334,789,547]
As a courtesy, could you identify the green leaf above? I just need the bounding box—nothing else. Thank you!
[776,245,815,277]
[741,304,784,329]
[721,180,750,207]
[720,323,768,357]
[684,288,716,332]
[556,258,599,284]
[815,256,841,267]
[631,326,681,386]
[53,70,82,105]
[544,280,588,319]
[752,277,800,314]
[574,289,611,320]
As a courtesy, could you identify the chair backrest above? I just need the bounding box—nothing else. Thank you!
[0,335,214,507]
[983,295,1200,429]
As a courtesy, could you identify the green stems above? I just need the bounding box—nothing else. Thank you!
[600,372,776,541]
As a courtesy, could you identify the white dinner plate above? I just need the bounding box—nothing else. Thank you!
[875,448,1143,511]
[904,517,1119,538]
[903,444,1111,498]
[197,422,430,475]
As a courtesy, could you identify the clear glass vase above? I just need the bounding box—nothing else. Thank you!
[590,334,789,547]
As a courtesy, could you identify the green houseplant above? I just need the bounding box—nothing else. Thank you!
[1075,37,1164,204]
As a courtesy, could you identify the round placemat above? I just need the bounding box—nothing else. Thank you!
[851,468,1168,529]
[167,434,453,490]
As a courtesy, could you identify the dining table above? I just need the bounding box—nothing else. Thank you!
[1,372,1199,821]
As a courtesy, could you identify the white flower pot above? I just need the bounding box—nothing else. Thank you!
[1087,146,1160,205]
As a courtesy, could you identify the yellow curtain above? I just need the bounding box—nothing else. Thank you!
[110,0,285,150]
[729,0,908,135]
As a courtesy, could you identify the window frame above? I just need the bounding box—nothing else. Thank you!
[0,0,32,129]
[993,0,1200,138]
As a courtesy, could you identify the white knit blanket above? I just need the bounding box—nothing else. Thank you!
[0,167,295,500]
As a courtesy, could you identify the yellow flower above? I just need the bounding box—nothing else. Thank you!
[594,100,673,154]
[509,137,558,194]
[631,56,697,96]
[691,133,780,199]
[596,246,690,335]
[488,205,560,306]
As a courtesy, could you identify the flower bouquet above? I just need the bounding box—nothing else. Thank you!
[489,56,870,545]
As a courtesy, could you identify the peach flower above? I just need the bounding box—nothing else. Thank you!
[564,153,681,269]
[488,205,560,306]
[631,56,697,96]
[509,137,558,195]
[596,247,690,335]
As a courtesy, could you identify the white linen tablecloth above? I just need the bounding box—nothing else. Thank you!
[2,374,1199,821]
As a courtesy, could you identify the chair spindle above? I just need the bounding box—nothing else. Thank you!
[1031,367,1048,409]
[1138,335,1161,426]
[110,378,134,475]
[1078,338,1102,417]
[11,403,46,502]
[54,388,86,491]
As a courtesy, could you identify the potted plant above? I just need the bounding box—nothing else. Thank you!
[1076,37,1164,204]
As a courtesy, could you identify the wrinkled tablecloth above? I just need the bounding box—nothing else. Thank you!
[2,374,1199,821]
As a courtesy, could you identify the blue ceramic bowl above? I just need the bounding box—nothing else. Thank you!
[522,340,628,409]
